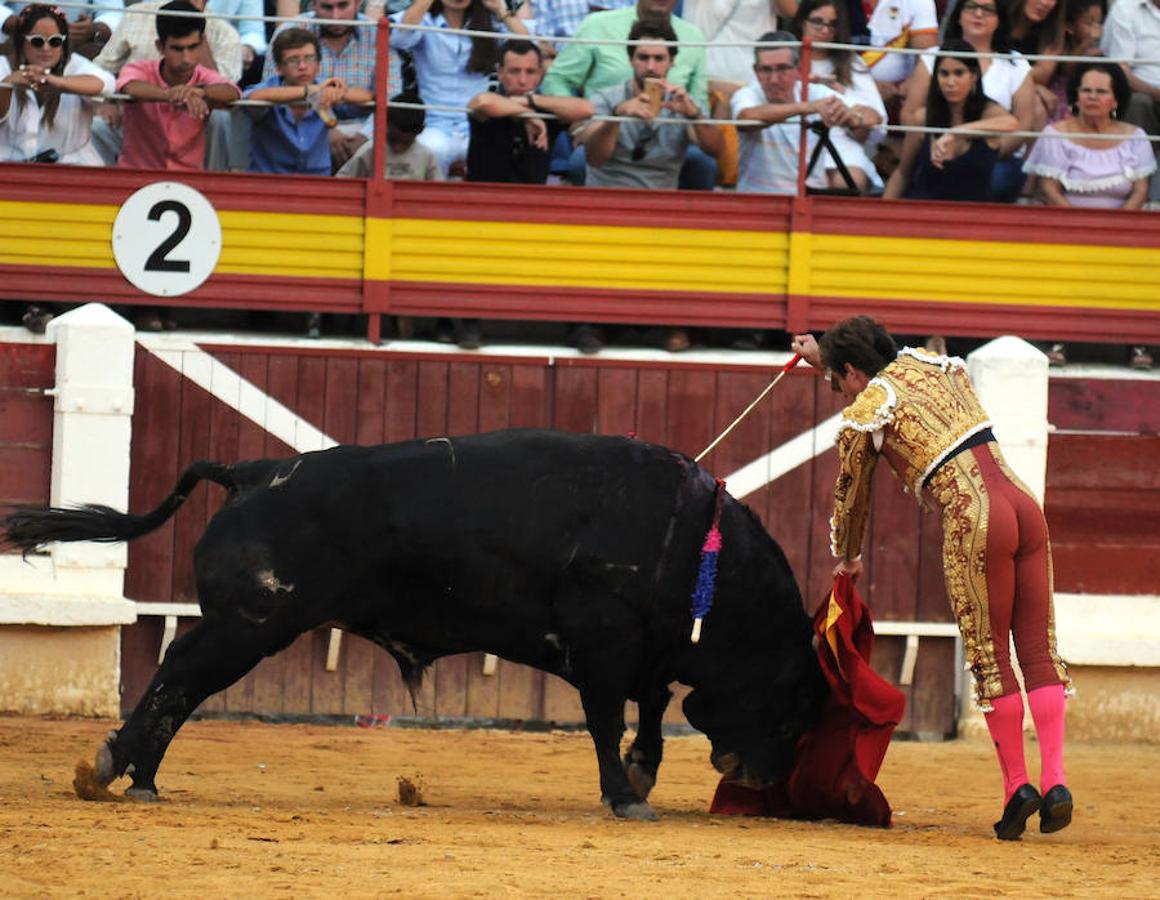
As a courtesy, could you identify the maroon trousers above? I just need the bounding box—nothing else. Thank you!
[927,443,1070,707]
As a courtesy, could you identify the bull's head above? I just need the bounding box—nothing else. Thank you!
[682,654,825,788]
[677,501,827,789]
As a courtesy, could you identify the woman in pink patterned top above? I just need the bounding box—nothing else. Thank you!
[1023,61,1154,209]
[1024,59,1155,370]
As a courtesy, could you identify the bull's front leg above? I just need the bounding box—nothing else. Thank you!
[623,683,672,801]
[579,686,657,820]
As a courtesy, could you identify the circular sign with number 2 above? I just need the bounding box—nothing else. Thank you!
[112,182,222,297]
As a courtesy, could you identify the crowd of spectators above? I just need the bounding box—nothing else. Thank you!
[0,0,1156,364]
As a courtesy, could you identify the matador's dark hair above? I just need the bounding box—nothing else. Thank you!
[819,315,899,378]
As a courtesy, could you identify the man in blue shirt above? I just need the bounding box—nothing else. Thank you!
[264,0,389,168]
[244,27,373,174]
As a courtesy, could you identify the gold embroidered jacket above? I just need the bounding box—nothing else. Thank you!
[830,348,992,560]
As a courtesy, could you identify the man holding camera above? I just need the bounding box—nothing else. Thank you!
[577,16,722,353]
[582,17,722,189]
[542,0,715,189]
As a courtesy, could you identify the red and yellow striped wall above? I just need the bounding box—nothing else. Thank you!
[2,165,1157,344]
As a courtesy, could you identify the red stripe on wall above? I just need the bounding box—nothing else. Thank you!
[389,180,793,231]
[382,281,785,328]
[807,196,1160,248]
[0,265,363,313]
[0,164,366,217]
[197,343,814,391]
[804,296,1160,345]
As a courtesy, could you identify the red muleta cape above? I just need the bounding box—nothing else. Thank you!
[709,573,906,827]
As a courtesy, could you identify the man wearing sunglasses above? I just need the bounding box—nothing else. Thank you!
[732,30,859,194]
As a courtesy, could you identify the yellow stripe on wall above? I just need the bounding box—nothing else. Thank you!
[1,197,1157,311]
[808,234,1160,310]
[0,200,365,280]
[0,200,117,269]
[373,218,790,294]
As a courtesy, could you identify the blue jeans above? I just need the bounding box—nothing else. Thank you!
[989,156,1024,204]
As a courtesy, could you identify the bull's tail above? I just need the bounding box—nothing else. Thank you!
[1,460,235,554]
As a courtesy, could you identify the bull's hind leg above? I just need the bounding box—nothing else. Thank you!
[96,618,284,800]
[623,683,672,801]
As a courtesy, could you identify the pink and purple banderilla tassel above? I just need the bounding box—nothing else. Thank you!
[690,479,726,643]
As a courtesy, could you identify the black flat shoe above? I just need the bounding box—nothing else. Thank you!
[994,784,1041,841]
[1039,784,1073,834]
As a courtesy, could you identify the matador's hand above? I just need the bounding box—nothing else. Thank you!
[833,558,863,581]
[790,333,823,369]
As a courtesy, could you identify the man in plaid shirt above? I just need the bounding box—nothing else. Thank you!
[264,0,401,167]
[529,0,635,47]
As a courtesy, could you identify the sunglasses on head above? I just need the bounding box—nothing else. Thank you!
[631,128,656,162]
[25,34,66,48]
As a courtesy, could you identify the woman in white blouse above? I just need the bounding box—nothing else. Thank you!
[792,0,889,192]
[0,4,114,165]
[901,0,1035,201]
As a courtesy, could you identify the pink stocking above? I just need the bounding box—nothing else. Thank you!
[984,693,1029,803]
[1028,684,1067,793]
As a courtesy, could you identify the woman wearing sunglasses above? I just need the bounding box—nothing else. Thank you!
[0,4,114,165]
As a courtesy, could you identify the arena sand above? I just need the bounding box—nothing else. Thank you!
[1,716,1156,898]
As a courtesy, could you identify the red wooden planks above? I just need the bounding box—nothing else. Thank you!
[0,344,54,517]
[1046,433,1160,594]
[0,445,51,509]
[0,342,54,387]
[594,367,637,437]
[552,366,597,436]
[1049,378,1160,436]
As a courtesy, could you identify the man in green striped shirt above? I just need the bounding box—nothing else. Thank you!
[541,0,716,189]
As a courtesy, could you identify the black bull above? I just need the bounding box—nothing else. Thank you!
[2,429,825,819]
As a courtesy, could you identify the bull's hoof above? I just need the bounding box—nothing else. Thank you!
[94,739,117,786]
[124,786,159,803]
[710,750,740,776]
[625,762,656,800]
[612,799,658,821]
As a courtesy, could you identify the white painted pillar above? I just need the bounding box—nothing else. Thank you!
[0,303,138,617]
[967,336,1050,503]
[0,304,137,716]
[46,303,138,595]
